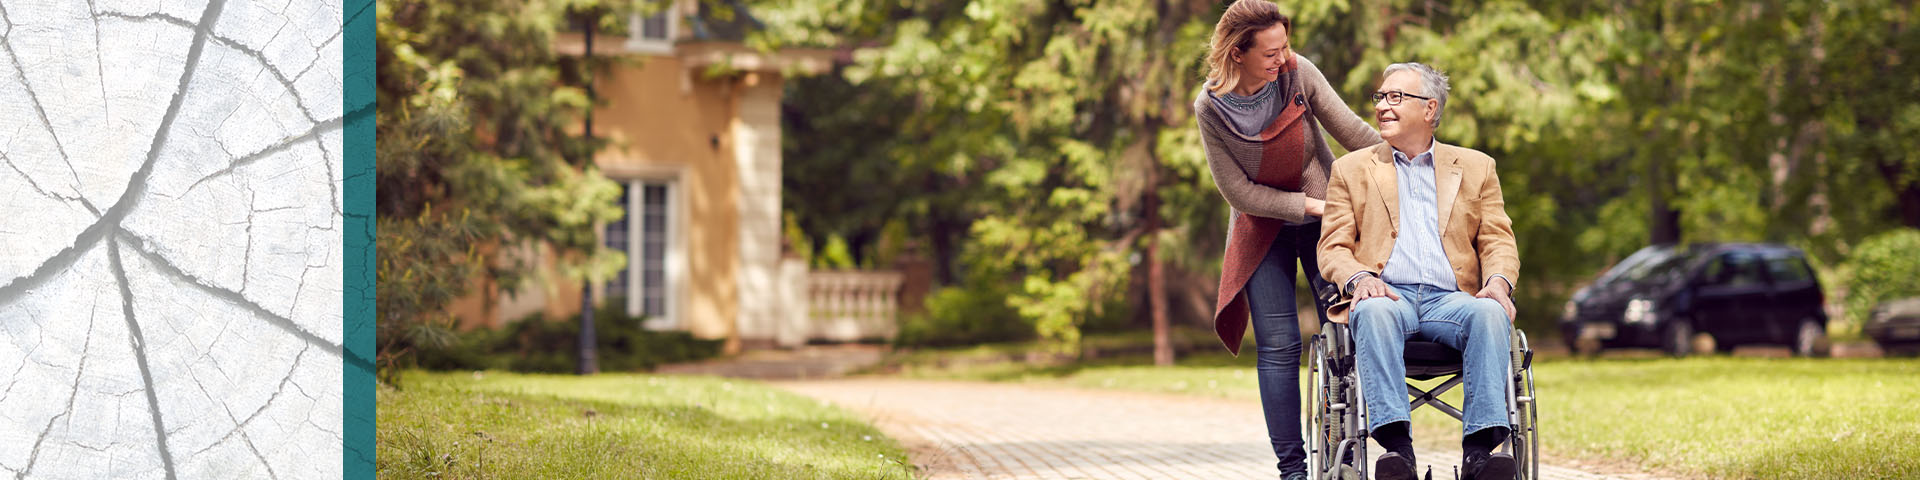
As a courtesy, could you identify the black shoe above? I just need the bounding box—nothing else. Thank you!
[1462,451,1517,480]
[1373,451,1417,480]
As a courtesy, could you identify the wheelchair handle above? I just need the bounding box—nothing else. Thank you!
[1315,282,1343,307]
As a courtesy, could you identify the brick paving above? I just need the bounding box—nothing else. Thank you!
[776,379,1679,480]
[655,344,888,379]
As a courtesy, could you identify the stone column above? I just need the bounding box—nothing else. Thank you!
[733,72,784,351]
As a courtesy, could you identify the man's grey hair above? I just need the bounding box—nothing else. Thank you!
[1383,62,1450,127]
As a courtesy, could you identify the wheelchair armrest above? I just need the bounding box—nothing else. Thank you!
[1316,282,1354,324]
[1315,281,1344,307]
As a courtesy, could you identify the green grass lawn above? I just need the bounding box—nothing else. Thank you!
[378,370,916,479]
[1536,357,1920,479]
[880,334,1920,479]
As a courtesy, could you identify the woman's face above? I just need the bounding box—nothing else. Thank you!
[1234,24,1291,85]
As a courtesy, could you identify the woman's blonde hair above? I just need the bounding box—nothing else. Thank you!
[1205,0,1291,94]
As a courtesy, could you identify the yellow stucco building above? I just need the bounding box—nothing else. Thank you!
[447,0,832,353]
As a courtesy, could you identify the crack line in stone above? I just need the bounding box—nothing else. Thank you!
[15,288,98,480]
[117,231,373,373]
[2,1,347,476]
[208,33,320,123]
[286,261,319,322]
[86,0,110,120]
[184,116,343,197]
[315,124,341,218]
[293,25,343,86]
[0,0,227,309]
[108,235,177,480]
[241,430,281,480]
[0,333,36,403]
[103,9,326,124]
[190,344,307,461]
[243,188,255,294]
[95,11,194,30]
[0,149,93,212]
[0,2,84,194]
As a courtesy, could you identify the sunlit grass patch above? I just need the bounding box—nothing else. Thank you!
[377,371,915,479]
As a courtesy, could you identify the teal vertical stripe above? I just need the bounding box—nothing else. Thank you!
[343,0,376,478]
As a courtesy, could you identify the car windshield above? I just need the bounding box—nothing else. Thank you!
[1625,254,1690,283]
[1595,246,1679,285]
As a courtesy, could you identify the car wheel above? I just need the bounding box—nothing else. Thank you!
[1664,321,1692,357]
[1694,333,1725,355]
[1794,319,1830,357]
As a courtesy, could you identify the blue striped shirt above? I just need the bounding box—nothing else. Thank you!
[1379,143,1459,291]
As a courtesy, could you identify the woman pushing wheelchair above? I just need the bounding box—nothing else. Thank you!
[1194,0,1382,479]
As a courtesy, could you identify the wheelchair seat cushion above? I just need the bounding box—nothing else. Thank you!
[1405,340,1464,379]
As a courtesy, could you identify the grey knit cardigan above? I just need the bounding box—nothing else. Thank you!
[1195,55,1382,224]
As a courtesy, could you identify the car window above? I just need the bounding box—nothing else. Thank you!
[1597,246,1677,285]
[1700,258,1727,284]
[1724,254,1765,286]
[1766,256,1813,284]
[1629,254,1688,284]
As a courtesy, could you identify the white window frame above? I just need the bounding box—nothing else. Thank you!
[628,1,677,55]
[600,175,684,330]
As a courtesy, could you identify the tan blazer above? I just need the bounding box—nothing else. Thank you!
[1317,141,1520,307]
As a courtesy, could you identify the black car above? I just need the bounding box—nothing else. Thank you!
[1867,298,1920,355]
[1559,243,1830,357]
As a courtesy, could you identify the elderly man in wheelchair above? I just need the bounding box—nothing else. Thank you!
[1308,62,1537,480]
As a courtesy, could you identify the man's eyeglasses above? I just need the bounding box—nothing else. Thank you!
[1371,91,1432,106]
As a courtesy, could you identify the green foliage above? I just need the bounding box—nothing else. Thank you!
[815,234,857,269]
[1842,228,1920,331]
[376,0,631,376]
[765,0,1920,345]
[895,281,1030,348]
[766,0,1308,351]
[782,211,813,264]
[410,301,725,373]
[867,219,912,267]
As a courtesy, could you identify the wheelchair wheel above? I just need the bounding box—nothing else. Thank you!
[1526,366,1539,479]
[1305,326,1364,480]
[1509,334,1540,480]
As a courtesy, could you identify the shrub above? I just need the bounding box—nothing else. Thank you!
[895,280,1032,348]
[411,300,724,373]
[1843,228,1920,329]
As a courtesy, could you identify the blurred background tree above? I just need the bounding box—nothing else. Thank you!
[758,0,1920,358]
[375,0,639,381]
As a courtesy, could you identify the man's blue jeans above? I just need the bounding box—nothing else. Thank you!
[1351,282,1512,436]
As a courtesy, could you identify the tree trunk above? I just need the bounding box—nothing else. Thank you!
[1148,176,1172,366]
[579,284,599,374]
[1650,158,1682,246]
[1881,161,1920,229]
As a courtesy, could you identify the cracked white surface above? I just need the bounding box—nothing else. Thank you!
[0,0,343,478]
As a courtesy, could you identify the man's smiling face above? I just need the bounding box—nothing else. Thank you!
[1374,70,1434,143]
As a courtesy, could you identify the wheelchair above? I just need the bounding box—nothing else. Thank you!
[1303,287,1539,480]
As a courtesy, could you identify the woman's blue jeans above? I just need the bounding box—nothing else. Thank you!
[1245,221,1333,476]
